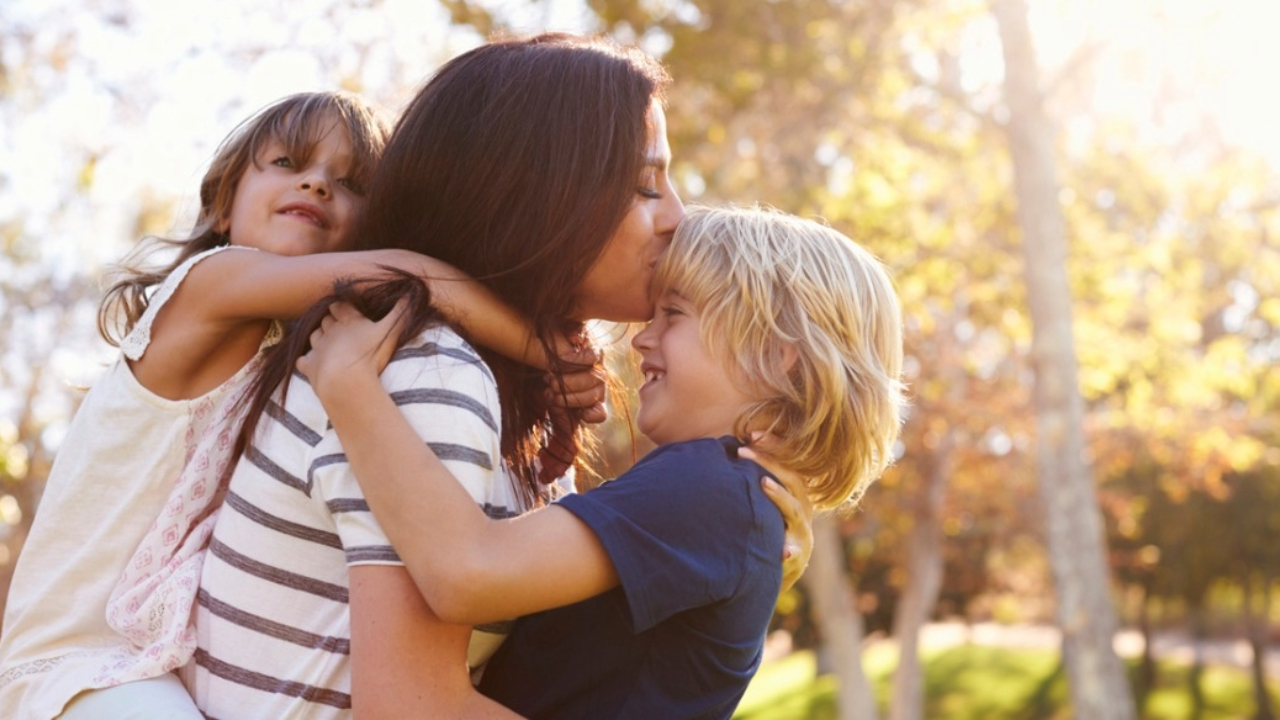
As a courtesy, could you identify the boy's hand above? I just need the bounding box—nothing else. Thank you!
[740,434,814,592]
[298,299,409,403]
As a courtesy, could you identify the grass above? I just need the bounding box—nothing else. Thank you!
[733,644,1280,719]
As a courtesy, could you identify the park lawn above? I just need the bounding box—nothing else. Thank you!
[733,644,1280,719]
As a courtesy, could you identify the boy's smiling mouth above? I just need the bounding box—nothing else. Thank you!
[641,363,665,385]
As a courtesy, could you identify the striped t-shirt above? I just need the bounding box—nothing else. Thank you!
[188,324,523,718]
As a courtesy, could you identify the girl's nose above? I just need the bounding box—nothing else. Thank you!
[298,174,330,198]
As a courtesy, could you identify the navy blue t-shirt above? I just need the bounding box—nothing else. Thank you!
[479,437,786,719]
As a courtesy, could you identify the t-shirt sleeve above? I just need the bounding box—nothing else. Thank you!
[558,441,769,633]
[307,329,505,566]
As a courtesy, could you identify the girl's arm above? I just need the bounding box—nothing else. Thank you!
[181,247,549,368]
[300,301,618,626]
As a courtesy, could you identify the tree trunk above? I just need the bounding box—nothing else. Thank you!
[991,2,1136,718]
[1137,583,1157,710]
[1245,574,1275,720]
[807,514,879,720]
[1188,601,1206,720]
[889,440,952,720]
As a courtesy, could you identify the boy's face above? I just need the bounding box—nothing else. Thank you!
[631,289,757,445]
[223,118,363,256]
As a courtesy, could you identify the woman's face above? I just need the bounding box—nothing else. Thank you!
[573,102,685,323]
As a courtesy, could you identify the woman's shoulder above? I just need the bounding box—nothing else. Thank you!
[384,322,496,390]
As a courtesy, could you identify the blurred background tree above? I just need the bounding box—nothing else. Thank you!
[3,0,1278,717]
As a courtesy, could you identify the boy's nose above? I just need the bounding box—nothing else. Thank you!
[631,325,655,351]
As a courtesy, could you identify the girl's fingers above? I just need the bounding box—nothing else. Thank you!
[552,367,606,393]
[545,383,607,410]
[579,403,608,425]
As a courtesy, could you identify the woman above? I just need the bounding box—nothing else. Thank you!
[188,33,811,718]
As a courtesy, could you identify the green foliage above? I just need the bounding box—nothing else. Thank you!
[733,647,1280,720]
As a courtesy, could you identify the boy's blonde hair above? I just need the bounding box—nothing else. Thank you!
[653,205,905,511]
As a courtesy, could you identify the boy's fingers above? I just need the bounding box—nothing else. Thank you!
[330,301,361,321]
[380,296,413,334]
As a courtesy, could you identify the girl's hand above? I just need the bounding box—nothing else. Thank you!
[298,299,408,403]
[543,343,608,425]
[740,434,814,593]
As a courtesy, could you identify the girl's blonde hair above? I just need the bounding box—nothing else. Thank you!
[98,91,391,345]
[653,205,905,511]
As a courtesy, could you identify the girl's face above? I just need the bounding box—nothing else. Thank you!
[223,118,364,257]
[572,102,685,323]
[631,288,756,444]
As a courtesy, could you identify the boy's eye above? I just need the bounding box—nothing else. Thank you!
[660,305,683,318]
[270,156,294,168]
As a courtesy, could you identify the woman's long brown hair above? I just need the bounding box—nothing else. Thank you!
[238,34,670,505]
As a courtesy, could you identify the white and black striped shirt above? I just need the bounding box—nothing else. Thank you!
[189,324,523,718]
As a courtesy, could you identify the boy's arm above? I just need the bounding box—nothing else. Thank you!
[349,566,523,719]
[311,319,525,716]
[299,302,619,626]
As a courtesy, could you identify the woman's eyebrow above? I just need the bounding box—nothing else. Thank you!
[644,155,669,172]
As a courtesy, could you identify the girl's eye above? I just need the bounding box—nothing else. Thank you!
[338,177,366,196]
[270,156,294,168]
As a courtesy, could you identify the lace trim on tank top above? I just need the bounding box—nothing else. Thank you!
[119,245,282,361]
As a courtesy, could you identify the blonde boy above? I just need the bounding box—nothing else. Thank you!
[298,204,906,719]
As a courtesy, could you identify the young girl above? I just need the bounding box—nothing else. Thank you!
[299,204,906,718]
[0,91,570,719]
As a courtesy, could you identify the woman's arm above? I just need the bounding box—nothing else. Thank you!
[299,302,619,626]
[743,441,814,592]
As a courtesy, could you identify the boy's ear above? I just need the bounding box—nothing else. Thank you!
[779,342,800,375]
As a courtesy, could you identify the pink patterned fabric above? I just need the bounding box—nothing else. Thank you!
[93,367,259,686]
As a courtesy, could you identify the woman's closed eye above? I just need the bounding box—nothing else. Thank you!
[637,167,663,199]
